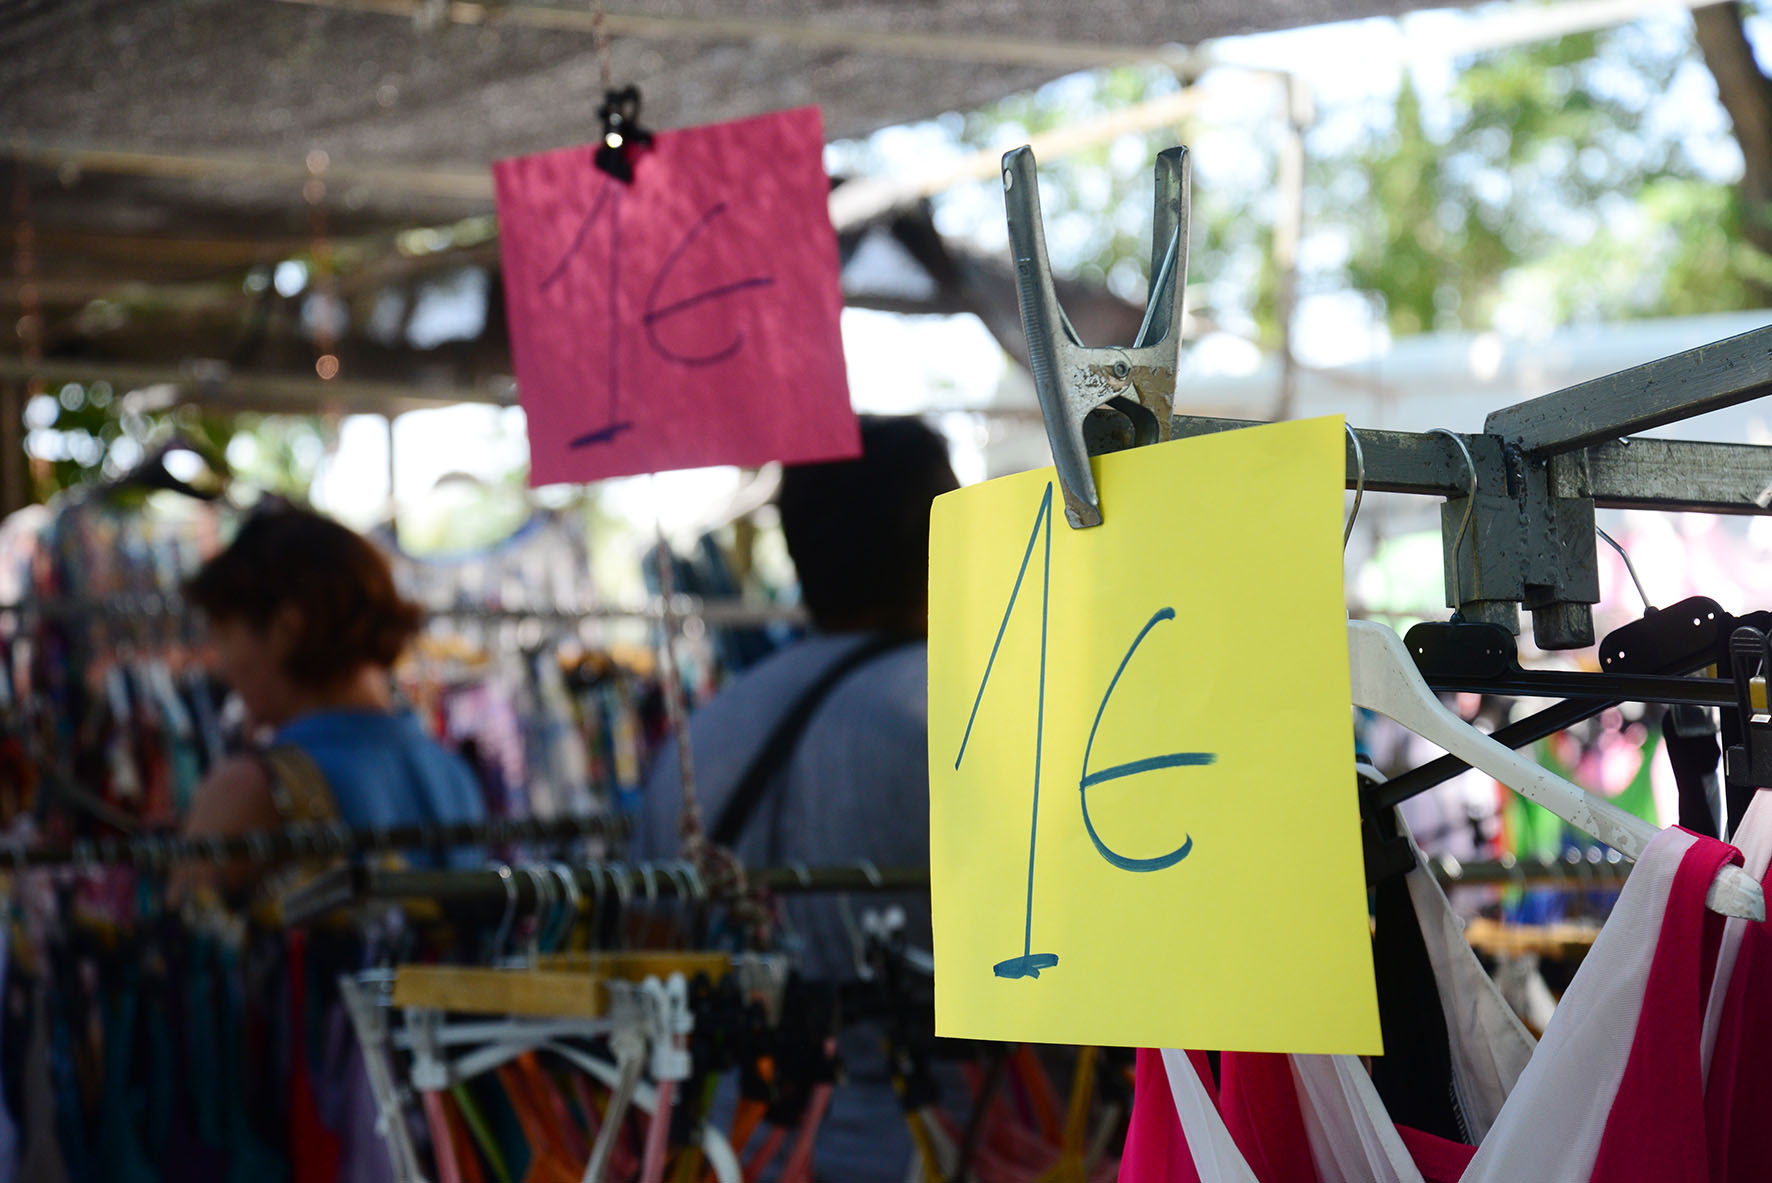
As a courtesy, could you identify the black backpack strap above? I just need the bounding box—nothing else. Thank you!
[709,636,918,848]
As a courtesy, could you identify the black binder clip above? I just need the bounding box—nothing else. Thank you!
[595,86,655,183]
[1724,625,1772,792]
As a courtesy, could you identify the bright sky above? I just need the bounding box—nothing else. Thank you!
[309,308,1008,537]
[310,0,1761,543]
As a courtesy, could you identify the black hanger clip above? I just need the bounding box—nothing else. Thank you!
[595,86,655,183]
[1403,618,1515,682]
[1358,758,1415,887]
[1724,626,1772,792]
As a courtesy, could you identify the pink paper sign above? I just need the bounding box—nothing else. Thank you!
[494,106,860,485]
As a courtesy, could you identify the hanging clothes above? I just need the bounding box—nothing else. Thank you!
[269,710,485,871]
[0,495,230,839]
[1697,790,1772,1181]
[1121,822,1747,1182]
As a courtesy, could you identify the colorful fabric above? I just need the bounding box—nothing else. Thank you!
[1121,820,1754,1182]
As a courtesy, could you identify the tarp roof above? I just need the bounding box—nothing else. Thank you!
[5,0,1453,281]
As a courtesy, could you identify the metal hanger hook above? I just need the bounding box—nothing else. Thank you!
[521,865,556,961]
[1505,852,1526,897]
[835,859,885,981]
[549,862,583,951]
[1577,847,1601,919]
[676,858,707,909]
[658,863,690,949]
[489,863,518,962]
[584,862,608,950]
[1428,428,1477,609]
[1596,526,1654,613]
[641,864,662,913]
[605,860,634,949]
[1344,422,1365,553]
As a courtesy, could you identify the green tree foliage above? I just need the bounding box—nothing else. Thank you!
[1340,75,1490,334]
[23,382,325,506]
[1331,25,1770,333]
[954,67,1207,300]
[938,16,1769,343]
[938,65,1286,342]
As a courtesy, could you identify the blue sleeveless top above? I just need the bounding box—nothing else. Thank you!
[274,709,485,869]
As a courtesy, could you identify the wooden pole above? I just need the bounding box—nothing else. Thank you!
[0,383,29,517]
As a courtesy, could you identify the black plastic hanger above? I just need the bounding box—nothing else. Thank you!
[1407,600,1737,707]
[1373,598,1762,812]
[1725,626,1772,796]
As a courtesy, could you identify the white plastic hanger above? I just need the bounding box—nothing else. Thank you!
[1341,429,1762,919]
[372,977,737,1183]
[1349,618,1765,920]
[339,976,430,1183]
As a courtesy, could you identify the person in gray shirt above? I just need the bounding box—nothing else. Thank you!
[635,415,959,1182]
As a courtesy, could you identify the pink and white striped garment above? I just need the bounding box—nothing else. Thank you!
[1698,790,1772,1182]
[1120,810,1768,1183]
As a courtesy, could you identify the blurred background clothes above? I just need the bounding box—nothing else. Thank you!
[634,632,932,1183]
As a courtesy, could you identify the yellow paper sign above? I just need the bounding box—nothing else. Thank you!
[928,416,1379,1053]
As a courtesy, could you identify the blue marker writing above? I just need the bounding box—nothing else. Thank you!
[1080,607,1214,872]
[956,483,1061,980]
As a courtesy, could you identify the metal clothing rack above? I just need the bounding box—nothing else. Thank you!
[0,593,807,630]
[279,860,933,927]
[0,807,1623,895]
[0,812,626,874]
[1187,334,1772,811]
[1005,146,1772,815]
[1164,327,1772,650]
[275,853,1624,929]
[1430,852,1633,890]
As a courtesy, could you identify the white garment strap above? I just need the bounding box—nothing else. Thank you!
[1151,807,1535,1183]
[1461,826,1695,1182]
[1701,789,1772,1079]
[1400,823,1536,1141]
[1151,824,1705,1183]
[1159,1049,1261,1183]
[1291,1055,1423,1183]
